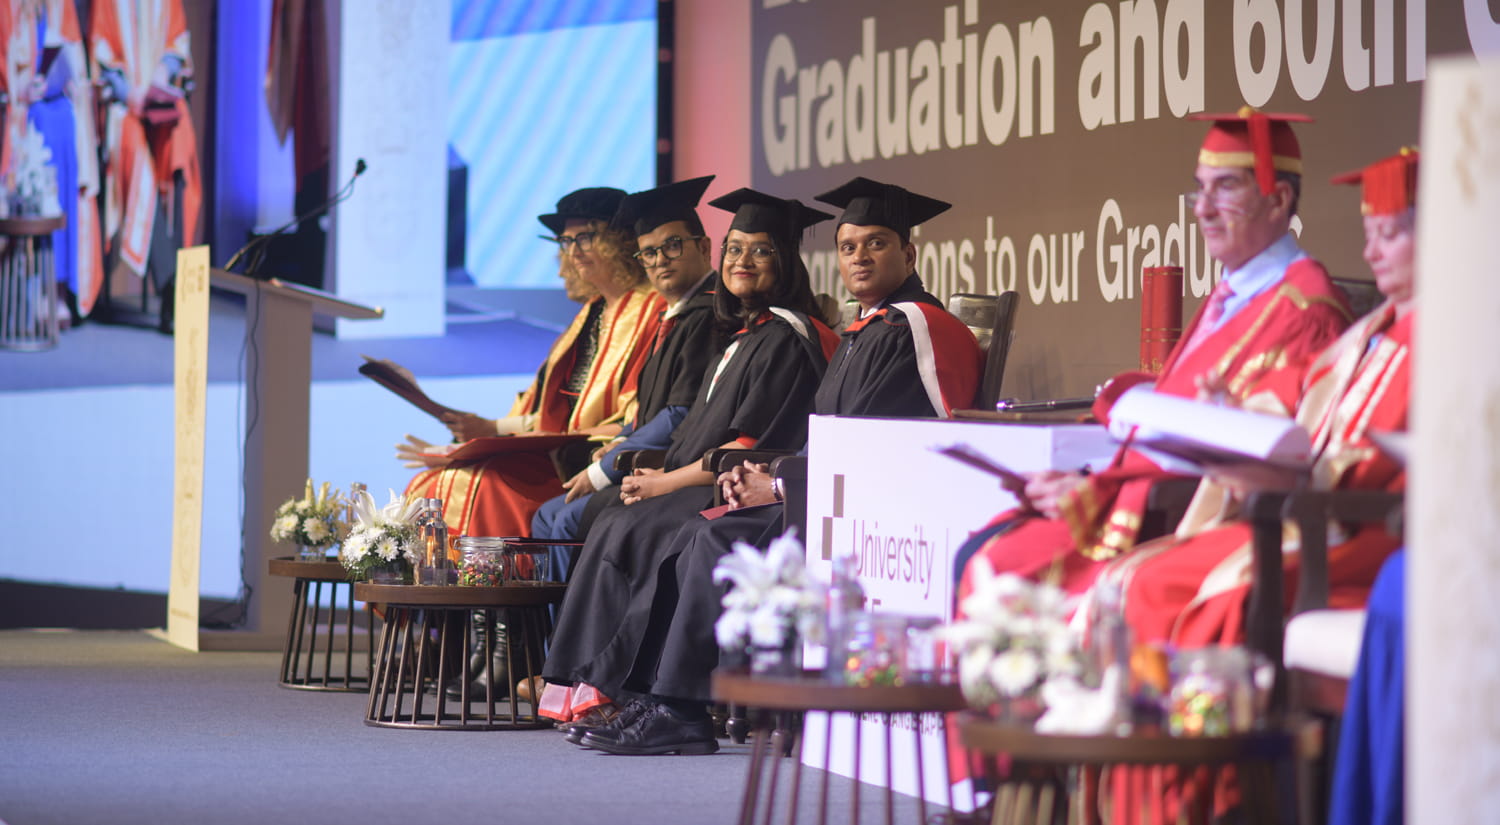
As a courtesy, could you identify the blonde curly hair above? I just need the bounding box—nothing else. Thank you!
[559,219,648,302]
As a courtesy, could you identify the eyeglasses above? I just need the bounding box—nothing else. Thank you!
[541,231,598,253]
[722,242,777,263]
[1185,175,1257,210]
[634,235,703,266]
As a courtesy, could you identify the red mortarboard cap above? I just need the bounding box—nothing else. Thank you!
[1189,106,1313,196]
[1329,147,1419,216]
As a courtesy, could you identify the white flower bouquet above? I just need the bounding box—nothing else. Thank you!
[269,479,346,554]
[8,121,61,217]
[339,489,422,582]
[940,557,1086,717]
[713,530,823,658]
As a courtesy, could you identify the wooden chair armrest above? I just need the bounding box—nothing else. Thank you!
[613,449,666,474]
[770,455,806,480]
[1243,490,1293,709]
[700,448,796,475]
[1282,490,1405,616]
[1242,488,1402,712]
[1139,477,1201,542]
[771,456,809,539]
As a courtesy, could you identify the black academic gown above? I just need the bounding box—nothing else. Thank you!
[631,273,723,426]
[536,275,724,575]
[649,274,967,702]
[543,309,832,699]
[570,273,724,537]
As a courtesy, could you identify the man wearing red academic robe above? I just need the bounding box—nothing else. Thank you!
[954,108,1352,606]
[1119,148,1418,650]
[1085,147,1418,825]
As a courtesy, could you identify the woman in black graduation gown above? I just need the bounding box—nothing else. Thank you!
[538,189,840,728]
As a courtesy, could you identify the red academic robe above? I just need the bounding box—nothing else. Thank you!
[405,285,664,541]
[91,0,202,277]
[1122,303,1410,647]
[1098,303,1409,825]
[956,259,1351,602]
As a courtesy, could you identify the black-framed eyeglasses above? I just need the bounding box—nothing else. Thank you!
[540,231,598,253]
[722,242,777,263]
[634,235,703,266]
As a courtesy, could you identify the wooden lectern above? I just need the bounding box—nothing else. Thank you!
[163,248,382,651]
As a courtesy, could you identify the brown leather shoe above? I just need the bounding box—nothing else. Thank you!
[515,675,546,704]
[556,703,617,732]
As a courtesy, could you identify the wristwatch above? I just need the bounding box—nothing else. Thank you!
[771,476,786,502]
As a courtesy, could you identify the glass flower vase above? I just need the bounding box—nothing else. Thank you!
[298,545,325,562]
[996,690,1046,726]
[367,560,409,584]
[749,637,802,678]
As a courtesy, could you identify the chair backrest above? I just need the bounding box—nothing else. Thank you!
[813,293,843,330]
[946,293,998,353]
[976,292,1019,411]
[1330,276,1384,321]
[838,299,861,332]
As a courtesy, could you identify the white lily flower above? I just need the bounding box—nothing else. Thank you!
[958,646,998,705]
[713,529,816,656]
[748,604,789,648]
[989,647,1042,698]
[715,609,749,649]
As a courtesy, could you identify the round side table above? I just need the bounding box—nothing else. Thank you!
[0,215,67,352]
[353,582,566,731]
[712,671,969,825]
[267,557,377,692]
[957,713,1322,825]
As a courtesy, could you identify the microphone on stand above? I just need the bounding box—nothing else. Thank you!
[224,158,369,278]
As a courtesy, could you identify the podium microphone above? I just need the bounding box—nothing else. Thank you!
[224,158,370,276]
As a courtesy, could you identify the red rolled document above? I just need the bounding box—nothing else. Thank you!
[1140,266,1183,373]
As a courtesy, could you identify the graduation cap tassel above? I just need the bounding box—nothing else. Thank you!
[1248,112,1275,196]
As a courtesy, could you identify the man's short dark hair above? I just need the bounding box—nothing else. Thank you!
[1277,171,1302,217]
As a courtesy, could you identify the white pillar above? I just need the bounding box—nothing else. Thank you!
[330,0,448,338]
[1410,55,1500,822]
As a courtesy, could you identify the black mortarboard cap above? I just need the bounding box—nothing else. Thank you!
[612,176,715,237]
[538,187,628,235]
[708,188,833,238]
[709,188,833,285]
[814,176,952,241]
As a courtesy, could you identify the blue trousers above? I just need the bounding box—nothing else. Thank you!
[531,492,591,582]
[1329,549,1405,825]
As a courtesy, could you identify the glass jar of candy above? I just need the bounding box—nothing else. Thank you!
[456,536,510,586]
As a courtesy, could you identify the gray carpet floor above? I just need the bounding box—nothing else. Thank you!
[0,630,941,825]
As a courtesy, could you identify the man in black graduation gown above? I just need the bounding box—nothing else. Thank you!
[530,176,725,576]
[578,178,985,755]
[539,190,841,735]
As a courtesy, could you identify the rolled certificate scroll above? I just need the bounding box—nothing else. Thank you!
[1139,266,1184,373]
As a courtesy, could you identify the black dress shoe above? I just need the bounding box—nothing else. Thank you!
[581,704,719,755]
[565,699,648,746]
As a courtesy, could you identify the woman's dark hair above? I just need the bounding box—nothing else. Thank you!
[712,233,823,329]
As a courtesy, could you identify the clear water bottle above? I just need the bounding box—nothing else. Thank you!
[823,550,865,683]
[416,498,453,586]
[1090,580,1133,733]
